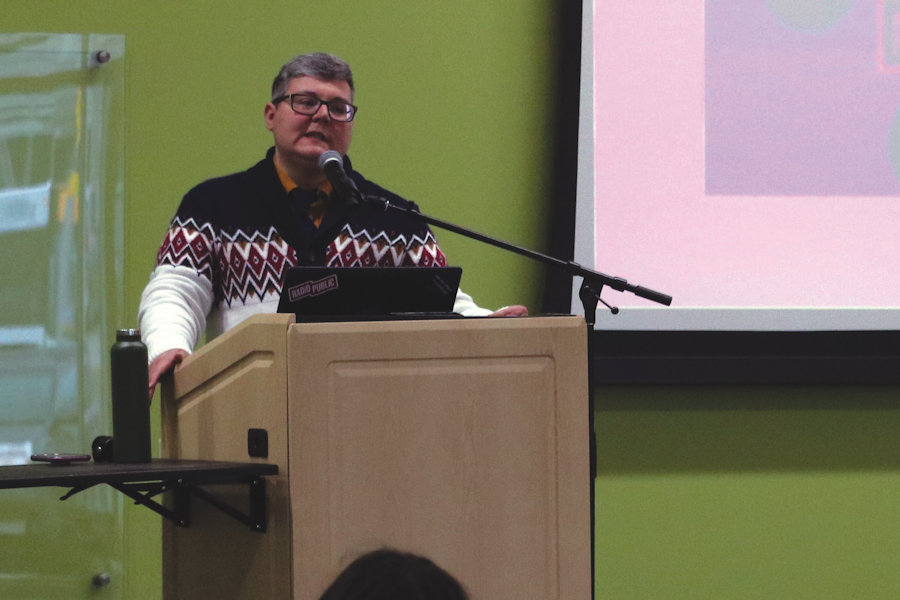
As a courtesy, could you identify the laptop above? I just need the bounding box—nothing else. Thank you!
[277,266,463,321]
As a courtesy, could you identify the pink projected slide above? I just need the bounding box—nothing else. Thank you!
[593,1,900,316]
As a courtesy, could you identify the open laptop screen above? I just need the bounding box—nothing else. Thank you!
[277,266,462,320]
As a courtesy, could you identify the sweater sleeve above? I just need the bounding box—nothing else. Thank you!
[137,264,214,363]
[453,287,492,316]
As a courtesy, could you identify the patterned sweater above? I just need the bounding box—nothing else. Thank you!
[138,149,488,361]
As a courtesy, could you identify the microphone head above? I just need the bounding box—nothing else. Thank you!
[318,150,343,170]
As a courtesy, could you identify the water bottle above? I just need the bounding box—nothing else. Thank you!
[110,329,151,463]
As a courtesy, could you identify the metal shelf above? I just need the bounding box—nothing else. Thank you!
[0,458,278,532]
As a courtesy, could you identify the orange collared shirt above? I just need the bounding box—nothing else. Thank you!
[274,159,332,228]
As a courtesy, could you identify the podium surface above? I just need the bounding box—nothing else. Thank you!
[162,313,590,599]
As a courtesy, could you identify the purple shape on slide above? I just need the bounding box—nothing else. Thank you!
[706,1,900,196]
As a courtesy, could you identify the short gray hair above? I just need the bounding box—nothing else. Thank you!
[271,52,355,101]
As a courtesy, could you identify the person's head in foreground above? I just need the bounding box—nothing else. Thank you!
[319,548,469,600]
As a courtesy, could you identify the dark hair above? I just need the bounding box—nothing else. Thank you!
[271,52,355,100]
[319,549,469,600]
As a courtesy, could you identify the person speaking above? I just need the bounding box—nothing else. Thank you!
[138,52,527,396]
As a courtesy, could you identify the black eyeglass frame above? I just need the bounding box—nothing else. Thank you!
[272,93,359,122]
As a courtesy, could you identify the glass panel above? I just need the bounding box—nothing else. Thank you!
[0,33,126,597]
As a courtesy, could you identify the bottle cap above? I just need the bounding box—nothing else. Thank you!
[115,329,141,340]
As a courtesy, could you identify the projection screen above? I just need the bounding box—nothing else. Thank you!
[575,1,900,331]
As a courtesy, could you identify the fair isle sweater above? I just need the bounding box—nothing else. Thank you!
[138,148,489,362]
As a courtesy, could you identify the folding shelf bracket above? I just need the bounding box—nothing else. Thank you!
[59,477,268,532]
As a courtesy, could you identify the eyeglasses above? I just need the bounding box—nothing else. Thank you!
[272,93,358,122]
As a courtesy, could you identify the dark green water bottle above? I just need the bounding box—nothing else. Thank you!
[110,329,151,463]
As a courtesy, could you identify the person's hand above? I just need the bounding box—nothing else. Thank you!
[148,348,189,400]
[490,305,528,317]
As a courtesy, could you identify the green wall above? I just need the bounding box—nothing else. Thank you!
[595,385,900,599]
[7,3,900,600]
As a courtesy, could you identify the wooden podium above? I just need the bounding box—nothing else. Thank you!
[160,313,591,599]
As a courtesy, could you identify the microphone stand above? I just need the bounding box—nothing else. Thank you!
[360,195,672,311]
[362,195,672,599]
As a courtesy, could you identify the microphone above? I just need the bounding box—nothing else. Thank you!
[318,150,361,207]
